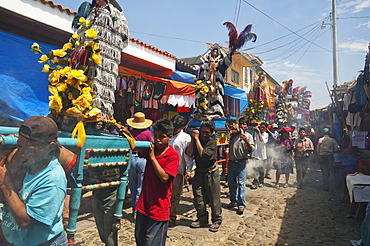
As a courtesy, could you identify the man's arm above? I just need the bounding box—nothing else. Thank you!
[149,144,170,183]
[240,133,254,152]
[0,166,33,229]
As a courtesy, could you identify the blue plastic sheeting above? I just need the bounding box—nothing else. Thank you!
[224,84,248,115]
[0,75,49,121]
[168,70,196,84]
[168,70,248,115]
[187,117,226,129]
[0,30,58,121]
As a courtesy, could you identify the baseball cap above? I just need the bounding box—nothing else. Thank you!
[19,116,61,146]
[271,123,278,128]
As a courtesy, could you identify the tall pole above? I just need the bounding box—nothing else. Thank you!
[332,0,339,87]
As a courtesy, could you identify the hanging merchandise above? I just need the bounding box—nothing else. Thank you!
[153,81,166,100]
[142,81,153,101]
[126,76,137,106]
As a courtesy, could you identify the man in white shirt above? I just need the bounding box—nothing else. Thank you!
[251,122,269,189]
[169,115,193,226]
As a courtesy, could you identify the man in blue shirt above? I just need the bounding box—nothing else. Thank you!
[0,116,67,246]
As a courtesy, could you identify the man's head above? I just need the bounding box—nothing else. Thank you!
[322,127,330,135]
[238,117,249,131]
[271,123,278,132]
[95,121,104,130]
[259,122,267,133]
[200,121,215,142]
[291,125,296,131]
[299,128,306,139]
[152,119,173,149]
[18,116,61,163]
[226,119,237,130]
[171,115,186,135]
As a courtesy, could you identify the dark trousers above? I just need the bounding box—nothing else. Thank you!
[92,188,118,246]
[252,159,266,186]
[192,169,222,224]
[319,155,334,190]
[295,156,309,187]
[170,173,184,221]
[135,212,169,246]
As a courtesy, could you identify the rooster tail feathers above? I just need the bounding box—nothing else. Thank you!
[236,25,257,49]
[223,22,238,48]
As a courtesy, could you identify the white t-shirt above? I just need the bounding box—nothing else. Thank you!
[251,131,269,160]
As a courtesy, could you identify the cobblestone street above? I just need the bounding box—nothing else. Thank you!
[73,158,362,246]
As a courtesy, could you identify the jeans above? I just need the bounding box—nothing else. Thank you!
[38,230,68,246]
[135,212,169,246]
[128,153,147,215]
[228,160,247,207]
[295,156,309,187]
[92,188,118,246]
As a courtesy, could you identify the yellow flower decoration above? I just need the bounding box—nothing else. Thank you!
[85,28,99,39]
[72,33,78,39]
[200,86,209,94]
[62,43,73,51]
[42,64,51,73]
[31,43,39,49]
[51,57,59,64]
[196,80,203,88]
[200,102,208,110]
[55,82,68,92]
[52,49,67,57]
[38,54,49,63]
[91,54,101,64]
[48,85,58,95]
[48,94,63,112]
[59,66,72,77]
[84,108,101,117]
[48,70,61,85]
[67,69,87,81]
[78,17,86,25]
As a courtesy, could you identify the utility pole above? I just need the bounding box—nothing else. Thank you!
[332,0,339,87]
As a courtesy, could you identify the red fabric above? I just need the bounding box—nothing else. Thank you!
[136,146,179,221]
[164,80,195,96]
[177,106,190,112]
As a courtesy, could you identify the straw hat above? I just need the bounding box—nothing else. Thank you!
[126,112,152,129]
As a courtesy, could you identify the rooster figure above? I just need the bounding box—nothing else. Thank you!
[223,22,257,57]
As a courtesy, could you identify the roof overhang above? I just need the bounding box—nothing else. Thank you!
[122,40,176,77]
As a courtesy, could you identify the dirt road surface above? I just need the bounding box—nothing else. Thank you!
[72,157,363,246]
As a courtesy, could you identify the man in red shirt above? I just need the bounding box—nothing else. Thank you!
[135,119,179,246]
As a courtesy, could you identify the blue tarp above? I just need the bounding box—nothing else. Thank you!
[0,30,58,122]
[169,70,248,115]
[168,70,196,84]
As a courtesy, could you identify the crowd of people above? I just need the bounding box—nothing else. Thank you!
[0,113,341,246]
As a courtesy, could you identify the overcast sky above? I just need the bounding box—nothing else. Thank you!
[57,0,370,109]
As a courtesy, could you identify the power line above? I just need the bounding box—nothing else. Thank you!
[252,23,321,56]
[338,16,370,19]
[234,0,242,26]
[241,0,331,52]
[278,24,323,82]
[243,18,328,52]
